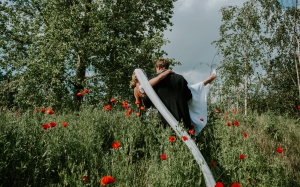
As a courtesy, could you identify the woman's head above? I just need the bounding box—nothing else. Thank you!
[130,71,139,88]
[129,69,146,88]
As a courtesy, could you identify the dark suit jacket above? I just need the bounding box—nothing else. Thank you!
[143,72,192,129]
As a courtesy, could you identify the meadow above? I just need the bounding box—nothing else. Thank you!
[0,100,299,187]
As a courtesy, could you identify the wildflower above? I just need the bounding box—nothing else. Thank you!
[140,106,145,111]
[125,111,131,116]
[35,108,40,113]
[112,142,120,149]
[82,176,88,182]
[215,110,220,114]
[77,92,83,97]
[232,109,237,114]
[169,136,176,143]
[46,109,55,115]
[239,154,245,160]
[231,182,241,187]
[127,108,133,114]
[215,182,224,187]
[298,105,300,110]
[122,100,128,105]
[243,132,248,138]
[227,122,231,126]
[123,104,129,109]
[83,89,90,93]
[200,117,204,121]
[41,108,46,113]
[42,124,51,130]
[49,122,57,127]
[277,147,283,153]
[100,176,115,186]
[210,162,216,167]
[225,116,229,120]
[182,136,188,141]
[110,98,117,103]
[189,129,195,135]
[161,154,167,160]
[104,104,112,111]
[62,122,68,127]
[136,112,141,117]
[135,100,140,105]
[234,120,239,126]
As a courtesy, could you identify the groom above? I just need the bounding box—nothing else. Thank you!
[143,58,193,130]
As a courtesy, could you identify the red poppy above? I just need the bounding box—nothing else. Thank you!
[100,176,115,186]
[225,116,229,120]
[123,104,129,109]
[49,122,57,127]
[239,154,245,160]
[232,109,237,113]
[83,89,90,93]
[200,118,204,121]
[122,100,128,105]
[215,182,224,187]
[298,105,300,110]
[234,120,239,126]
[62,122,68,127]
[277,147,283,153]
[215,110,220,114]
[135,100,140,105]
[210,162,216,167]
[227,122,231,126]
[82,176,88,182]
[182,136,188,141]
[189,129,195,135]
[46,109,55,115]
[243,132,248,137]
[127,109,133,114]
[161,154,167,160]
[104,104,112,111]
[169,136,176,143]
[231,182,241,187]
[112,142,120,149]
[110,98,117,103]
[42,124,51,130]
[136,112,141,117]
[77,92,83,97]
[41,108,46,113]
[35,108,40,113]
[140,106,145,111]
[125,111,131,116]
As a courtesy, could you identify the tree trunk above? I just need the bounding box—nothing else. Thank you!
[74,55,86,110]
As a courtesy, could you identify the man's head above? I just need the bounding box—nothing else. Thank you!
[155,58,169,73]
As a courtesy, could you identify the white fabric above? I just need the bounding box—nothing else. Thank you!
[139,84,145,93]
[188,82,207,136]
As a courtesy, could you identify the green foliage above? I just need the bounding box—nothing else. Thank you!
[0,0,179,110]
[0,103,299,186]
[213,0,300,116]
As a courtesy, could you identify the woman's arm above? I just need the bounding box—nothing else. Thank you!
[148,69,173,86]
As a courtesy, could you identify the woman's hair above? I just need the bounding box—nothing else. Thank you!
[155,58,169,69]
[129,69,145,88]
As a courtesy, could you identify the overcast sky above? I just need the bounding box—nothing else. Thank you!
[162,0,296,85]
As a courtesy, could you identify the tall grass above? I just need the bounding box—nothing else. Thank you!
[0,104,299,186]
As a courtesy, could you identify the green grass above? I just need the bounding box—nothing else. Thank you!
[0,103,299,187]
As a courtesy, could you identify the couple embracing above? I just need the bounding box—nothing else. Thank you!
[130,58,216,136]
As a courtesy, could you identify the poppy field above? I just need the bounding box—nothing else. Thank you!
[0,100,299,187]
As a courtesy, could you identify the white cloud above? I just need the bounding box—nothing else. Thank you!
[177,0,195,12]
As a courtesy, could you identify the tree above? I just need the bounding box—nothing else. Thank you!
[0,0,178,110]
